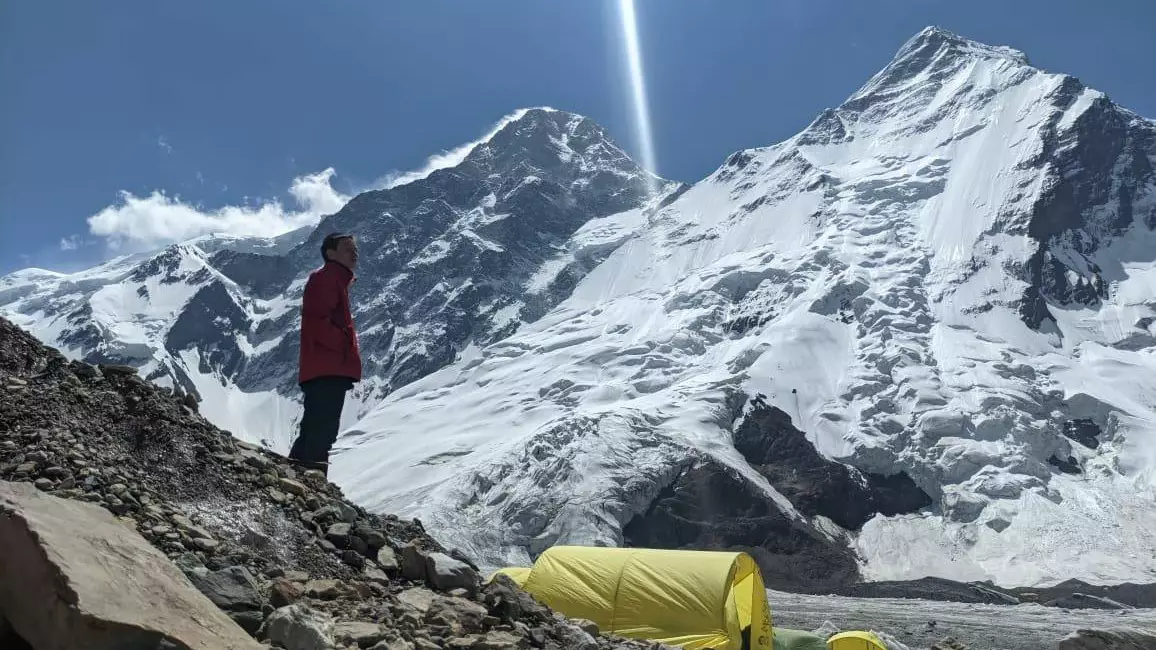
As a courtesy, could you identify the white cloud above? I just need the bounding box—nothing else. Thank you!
[374,107,556,189]
[87,168,350,252]
[59,234,95,251]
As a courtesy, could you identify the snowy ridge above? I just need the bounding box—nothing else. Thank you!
[1,108,660,456]
[333,27,1156,586]
[0,236,307,447]
[380,106,560,189]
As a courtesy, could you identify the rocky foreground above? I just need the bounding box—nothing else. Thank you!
[0,315,670,650]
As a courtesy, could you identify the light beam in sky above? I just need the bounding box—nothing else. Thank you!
[617,0,659,197]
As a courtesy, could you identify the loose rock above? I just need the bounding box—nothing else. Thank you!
[377,546,400,572]
[188,566,264,612]
[271,578,306,608]
[426,552,481,593]
[263,604,335,650]
[401,544,428,581]
[305,578,345,600]
[279,478,308,497]
[334,621,387,648]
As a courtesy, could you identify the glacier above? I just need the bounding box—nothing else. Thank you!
[332,27,1156,587]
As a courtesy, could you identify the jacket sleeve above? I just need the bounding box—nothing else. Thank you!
[301,273,348,352]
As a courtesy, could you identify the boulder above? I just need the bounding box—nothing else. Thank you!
[363,566,390,585]
[334,621,387,648]
[0,480,261,650]
[377,546,400,572]
[229,610,266,636]
[426,552,481,593]
[175,552,209,578]
[189,565,264,611]
[554,622,598,650]
[571,619,600,637]
[397,587,438,614]
[426,595,489,633]
[483,575,550,623]
[476,630,523,650]
[355,525,388,550]
[335,501,359,523]
[263,604,335,650]
[446,637,481,649]
[99,363,138,376]
[1059,628,1156,650]
[401,543,428,581]
[279,478,308,497]
[270,578,306,608]
[305,578,345,600]
[326,522,352,546]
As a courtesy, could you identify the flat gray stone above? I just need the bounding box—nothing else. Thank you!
[264,604,334,650]
[0,480,261,650]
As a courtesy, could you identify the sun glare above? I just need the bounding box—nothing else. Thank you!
[618,0,659,197]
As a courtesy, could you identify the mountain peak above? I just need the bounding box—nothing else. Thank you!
[897,26,1030,66]
[460,107,653,186]
[841,26,1036,118]
[378,107,652,193]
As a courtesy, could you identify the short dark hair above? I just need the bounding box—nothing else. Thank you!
[321,233,354,262]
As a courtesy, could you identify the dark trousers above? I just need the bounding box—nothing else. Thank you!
[289,376,352,464]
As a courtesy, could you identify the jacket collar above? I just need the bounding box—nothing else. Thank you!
[324,260,356,286]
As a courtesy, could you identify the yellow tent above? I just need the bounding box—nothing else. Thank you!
[490,546,772,650]
[827,631,888,650]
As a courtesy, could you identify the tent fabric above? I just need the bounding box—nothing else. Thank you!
[497,546,772,650]
[770,628,828,650]
[827,631,888,650]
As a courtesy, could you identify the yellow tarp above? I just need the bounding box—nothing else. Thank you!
[493,546,772,650]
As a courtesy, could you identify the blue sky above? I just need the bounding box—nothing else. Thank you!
[2,0,1154,274]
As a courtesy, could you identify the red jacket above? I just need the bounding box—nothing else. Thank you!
[298,261,362,385]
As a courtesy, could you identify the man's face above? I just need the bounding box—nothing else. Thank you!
[331,237,359,270]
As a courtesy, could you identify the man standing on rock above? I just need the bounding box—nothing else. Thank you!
[289,233,362,476]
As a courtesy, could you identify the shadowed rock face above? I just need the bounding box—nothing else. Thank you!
[622,395,932,592]
[166,281,252,379]
[227,108,660,398]
[621,460,861,592]
[1017,87,1156,330]
[733,396,931,530]
[1062,418,1102,449]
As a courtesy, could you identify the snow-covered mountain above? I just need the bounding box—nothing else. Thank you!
[6,26,1156,591]
[330,27,1156,588]
[0,108,666,450]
